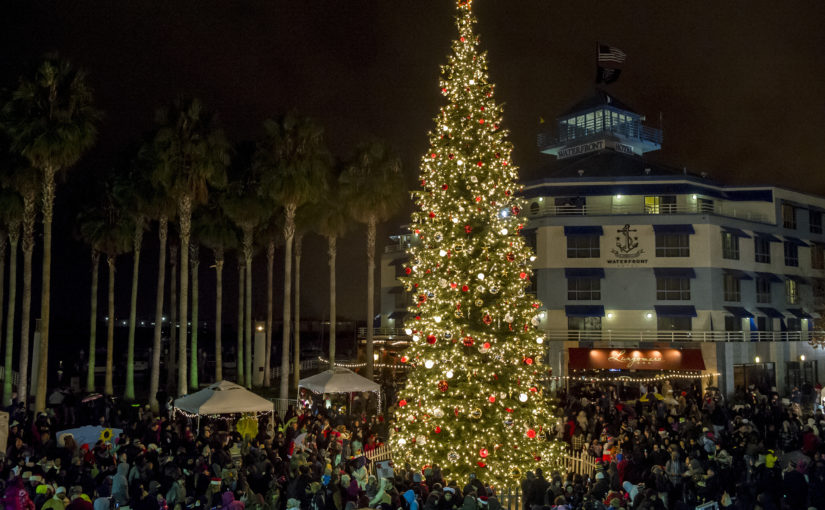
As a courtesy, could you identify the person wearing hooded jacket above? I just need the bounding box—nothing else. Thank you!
[222,490,246,510]
[111,462,130,507]
[403,489,420,510]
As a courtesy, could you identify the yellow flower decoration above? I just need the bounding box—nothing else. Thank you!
[236,416,258,440]
[99,428,113,442]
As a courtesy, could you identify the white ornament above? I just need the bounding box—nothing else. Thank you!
[469,79,475,85]
[405,328,413,335]
[536,336,544,344]
[504,313,514,323]
[439,249,447,257]
[500,228,509,235]
[412,335,421,342]
[433,408,444,418]
[477,273,485,280]
[519,393,528,402]
[425,360,435,369]
[398,438,407,446]
[446,370,454,379]
[434,316,442,323]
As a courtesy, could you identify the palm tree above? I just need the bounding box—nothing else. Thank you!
[189,242,200,389]
[340,140,404,379]
[76,212,101,393]
[222,169,272,388]
[315,183,351,368]
[113,167,149,401]
[166,241,178,394]
[152,97,229,395]
[235,256,244,384]
[2,55,101,411]
[291,205,317,389]
[255,114,331,399]
[0,176,24,406]
[258,220,282,387]
[195,196,238,383]
[78,180,133,396]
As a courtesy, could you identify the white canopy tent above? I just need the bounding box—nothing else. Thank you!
[298,367,382,409]
[173,380,274,416]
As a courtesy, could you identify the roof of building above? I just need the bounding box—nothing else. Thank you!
[538,150,700,180]
[559,89,639,117]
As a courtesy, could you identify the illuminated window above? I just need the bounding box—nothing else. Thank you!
[786,279,799,304]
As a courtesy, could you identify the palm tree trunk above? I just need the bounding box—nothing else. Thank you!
[264,239,274,386]
[1,234,13,407]
[236,258,244,384]
[280,203,296,400]
[18,193,35,405]
[86,249,100,393]
[214,247,224,382]
[35,166,57,412]
[292,233,303,390]
[178,195,191,395]
[365,215,376,379]
[243,228,253,388]
[167,243,178,394]
[125,219,144,401]
[104,255,116,396]
[189,243,200,390]
[328,235,337,368]
[149,217,167,412]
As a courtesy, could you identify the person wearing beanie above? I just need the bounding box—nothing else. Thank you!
[42,486,69,510]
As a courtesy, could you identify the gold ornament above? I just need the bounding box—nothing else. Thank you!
[469,408,483,419]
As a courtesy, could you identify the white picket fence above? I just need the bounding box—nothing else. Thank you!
[364,443,598,507]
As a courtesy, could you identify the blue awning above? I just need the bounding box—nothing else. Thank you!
[753,231,782,243]
[724,306,754,318]
[564,268,605,278]
[785,274,809,284]
[388,311,407,320]
[784,236,810,247]
[722,227,752,239]
[787,308,813,319]
[724,269,752,280]
[653,267,696,278]
[563,226,603,236]
[565,305,605,317]
[757,307,784,318]
[755,272,782,283]
[654,305,697,317]
[653,224,695,234]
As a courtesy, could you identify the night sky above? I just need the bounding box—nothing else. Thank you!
[3,1,825,330]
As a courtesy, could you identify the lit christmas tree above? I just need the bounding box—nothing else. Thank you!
[390,0,565,487]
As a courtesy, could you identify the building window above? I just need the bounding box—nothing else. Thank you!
[811,210,823,234]
[756,276,772,303]
[567,235,600,258]
[657,316,691,331]
[812,243,825,270]
[784,241,799,267]
[724,274,741,302]
[724,315,740,331]
[567,316,602,331]
[656,233,690,257]
[756,316,772,332]
[722,232,740,260]
[645,195,676,214]
[555,196,586,216]
[782,203,796,229]
[567,278,601,300]
[787,318,801,331]
[754,237,771,264]
[656,277,690,300]
[786,279,799,304]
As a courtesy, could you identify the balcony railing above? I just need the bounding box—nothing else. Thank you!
[356,328,823,343]
[545,329,820,343]
[526,201,772,224]
[537,122,663,150]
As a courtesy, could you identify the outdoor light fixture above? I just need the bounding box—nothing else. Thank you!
[616,195,622,199]
[607,313,614,319]
[692,194,697,200]
[374,353,380,362]
[754,356,760,363]
[800,354,806,361]
[646,313,653,319]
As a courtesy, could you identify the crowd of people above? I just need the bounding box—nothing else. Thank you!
[1,379,824,510]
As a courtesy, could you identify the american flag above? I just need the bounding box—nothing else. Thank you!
[598,44,626,65]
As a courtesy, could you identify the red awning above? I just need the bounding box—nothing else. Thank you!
[568,348,705,371]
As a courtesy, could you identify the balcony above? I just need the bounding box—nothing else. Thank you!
[526,201,772,224]
[545,329,821,343]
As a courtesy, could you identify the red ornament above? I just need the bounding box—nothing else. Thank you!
[461,285,469,292]
[526,429,536,438]
[415,315,421,321]
[479,448,489,458]
[405,267,412,275]
[488,395,496,403]
[477,462,486,468]
[449,153,454,159]
[475,196,482,202]
[506,408,513,413]
[465,225,473,233]
[524,357,534,365]
[482,315,492,325]
[463,336,474,347]
[441,88,447,94]
[479,119,485,124]
[431,153,437,158]
[438,380,449,392]
[418,294,427,302]
[429,212,436,218]
[442,184,449,190]
[401,356,408,363]
[426,334,437,345]
[506,253,515,262]
[450,282,457,288]
[530,386,538,393]
[399,399,407,407]
[483,342,491,350]
[519,272,528,279]
[512,206,520,215]
[411,437,416,444]
[477,161,483,167]
[460,36,465,42]
[434,426,441,433]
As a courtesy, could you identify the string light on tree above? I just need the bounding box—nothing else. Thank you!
[389,0,564,486]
